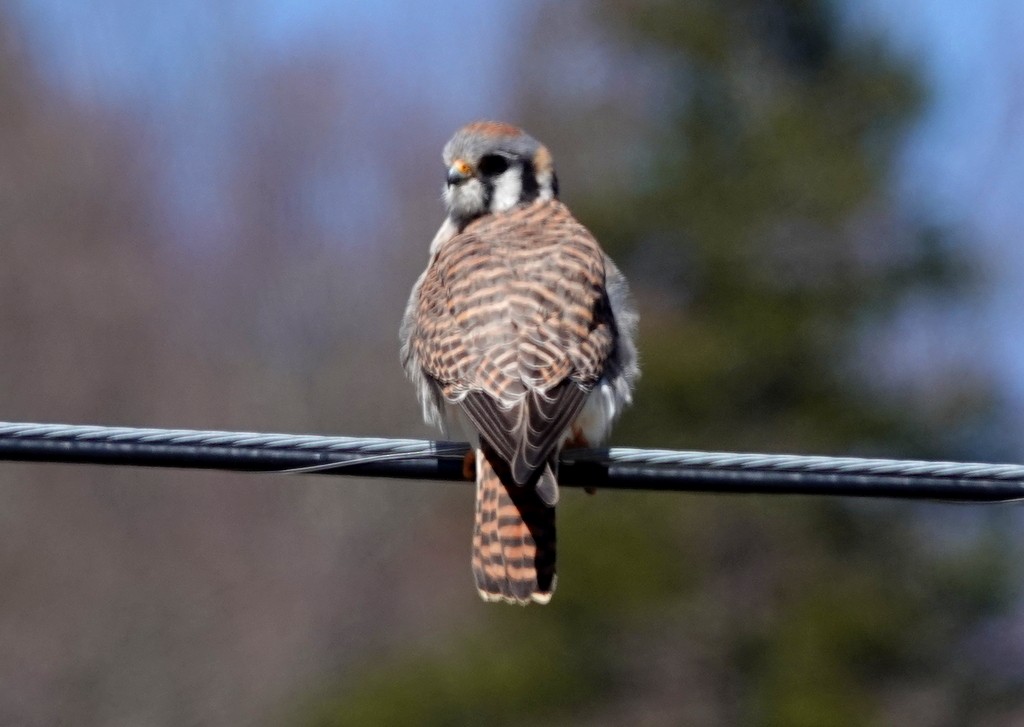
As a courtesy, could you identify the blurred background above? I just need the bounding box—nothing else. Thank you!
[2,0,1024,724]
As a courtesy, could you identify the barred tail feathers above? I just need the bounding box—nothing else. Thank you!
[471,446,556,605]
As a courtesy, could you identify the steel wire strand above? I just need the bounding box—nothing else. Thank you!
[1,421,1023,501]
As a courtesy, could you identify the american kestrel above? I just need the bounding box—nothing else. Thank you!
[401,121,639,605]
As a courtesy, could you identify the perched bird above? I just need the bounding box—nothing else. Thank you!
[401,121,639,604]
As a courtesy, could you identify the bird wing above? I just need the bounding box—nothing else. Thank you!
[409,200,617,484]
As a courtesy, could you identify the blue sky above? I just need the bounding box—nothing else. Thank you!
[7,0,531,240]
[8,1,525,119]
[857,0,1024,418]
[14,0,1019,252]
[14,0,1020,234]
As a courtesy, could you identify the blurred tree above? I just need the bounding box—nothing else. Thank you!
[302,1,1023,726]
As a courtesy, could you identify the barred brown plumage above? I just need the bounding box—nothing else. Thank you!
[473,444,556,604]
[400,121,639,605]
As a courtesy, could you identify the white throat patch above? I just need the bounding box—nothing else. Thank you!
[444,178,487,222]
[489,166,523,213]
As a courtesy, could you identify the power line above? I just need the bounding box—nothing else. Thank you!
[0,420,1023,502]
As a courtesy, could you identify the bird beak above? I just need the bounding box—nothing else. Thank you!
[447,159,473,186]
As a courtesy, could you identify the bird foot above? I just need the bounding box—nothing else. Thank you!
[564,428,597,495]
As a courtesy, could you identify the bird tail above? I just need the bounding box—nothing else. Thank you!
[471,444,556,605]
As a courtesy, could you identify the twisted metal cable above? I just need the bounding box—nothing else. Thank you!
[1,421,1023,502]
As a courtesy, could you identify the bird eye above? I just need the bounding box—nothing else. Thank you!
[477,154,510,176]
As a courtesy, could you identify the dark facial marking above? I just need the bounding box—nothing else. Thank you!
[518,159,540,204]
[477,154,510,177]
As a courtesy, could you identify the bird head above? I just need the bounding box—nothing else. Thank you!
[441,121,559,227]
